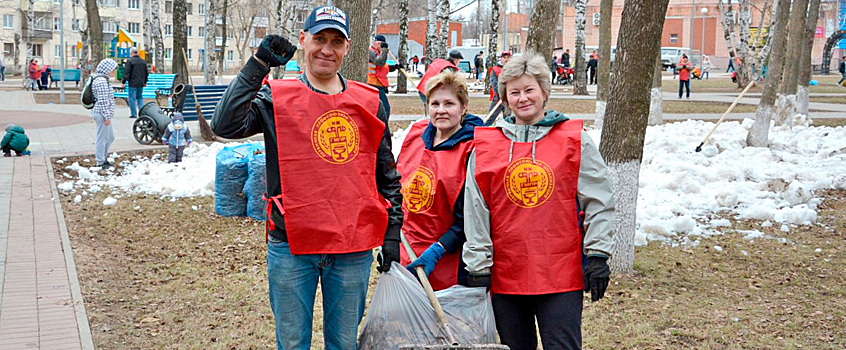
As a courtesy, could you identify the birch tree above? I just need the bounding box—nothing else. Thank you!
[217,0,229,78]
[485,0,500,95]
[797,0,822,116]
[25,0,33,63]
[232,0,259,67]
[717,0,738,80]
[272,0,286,79]
[752,0,777,78]
[648,50,663,126]
[143,0,152,59]
[438,0,450,50]
[599,0,671,274]
[595,0,613,129]
[735,0,752,88]
[151,0,166,72]
[371,0,386,35]
[525,0,560,62]
[746,0,791,148]
[426,0,439,63]
[396,0,410,93]
[173,0,189,85]
[205,0,218,84]
[775,0,810,125]
[336,0,373,83]
[572,0,588,95]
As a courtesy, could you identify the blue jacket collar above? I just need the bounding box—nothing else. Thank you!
[420,114,483,151]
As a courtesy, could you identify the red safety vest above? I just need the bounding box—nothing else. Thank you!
[367,46,390,87]
[267,78,389,255]
[397,120,473,290]
[416,58,458,95]
[473,121,584,295]
[488,66,502,101]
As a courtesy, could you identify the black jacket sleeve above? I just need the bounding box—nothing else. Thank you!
[375,102,404,241]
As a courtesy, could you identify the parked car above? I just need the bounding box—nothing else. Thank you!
[661,47,698,71]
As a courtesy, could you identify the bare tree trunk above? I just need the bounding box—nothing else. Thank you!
[26,0,34,63]
[753,0,779,78]
[648,49,663,126]
[144,0,152,58]
[13,34,21,76]
[485,0,500,95]
[79,28,90,83]
[396,0,410,93]
[797,0,821,116]
[525,0,560,61]
[151,0,166,72]
[426,0,439,63]
[717,1,738,81]
[218,0,229,78]
[205,0,218,85]
[85,0,104,70]
[173,0,189,85]
[336,0,373,83]
[736,0,752,88]
[775,0,809,126]
[595,0,613,129]
[272,0,285,79]
[747,0,790,148]
[599,0,671,274]
[438,0,450,50]
[572,0,588,95]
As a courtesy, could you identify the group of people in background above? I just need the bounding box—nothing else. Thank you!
[24,59,52,91]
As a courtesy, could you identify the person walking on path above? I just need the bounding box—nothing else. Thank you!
[399,70,482,290]
[463,52,615,350]
[368,34,392,119]
[561,49,570,68]
[25,59,40,91]
[550,55,559,84]
[0,55,5,81]
[701,55,712,80]
[91,59,118,168]
[838,55,846,86]
[488,51,512,113]
[587,54,598,85]
[124,47,149,118]
[211,6,403,349]
[1,124,30,156]
[678,54,692,99]
[474,51,484,80]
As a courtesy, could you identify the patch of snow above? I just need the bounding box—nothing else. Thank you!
[103,197,117,206]
[73,195,82,203]
[814,248,822,253]
[713,245,723,252]
[58,182,74,192]
[780,224,790,233]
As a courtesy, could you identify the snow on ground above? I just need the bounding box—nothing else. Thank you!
[57,119,846,246]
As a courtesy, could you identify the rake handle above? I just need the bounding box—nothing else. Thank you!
[696,79,756,152]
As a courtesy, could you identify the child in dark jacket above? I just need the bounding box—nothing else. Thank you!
[161,113,192,163]
[2,124,30,156]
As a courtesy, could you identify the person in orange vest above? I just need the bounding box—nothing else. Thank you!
[368,34,393,118]
[463,51,615,350]
[398,70,483,290]
[211,6,404,349]
[488,51,512,116]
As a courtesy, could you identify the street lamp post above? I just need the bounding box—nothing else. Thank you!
[701,7,708,65]
[689,0,695,58]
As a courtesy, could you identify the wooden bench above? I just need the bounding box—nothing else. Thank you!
[49,69,82,87]
[165,84,228,121]
[114,73,177,100]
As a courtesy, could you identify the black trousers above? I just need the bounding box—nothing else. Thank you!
[371,85,391,120]
[492,290,583,350]
[678,79,690,98]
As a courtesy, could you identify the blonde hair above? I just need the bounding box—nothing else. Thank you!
[425,70,470,110]
[497,51,552,110]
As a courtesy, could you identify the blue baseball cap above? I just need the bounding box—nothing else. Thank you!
[303,6,350,39]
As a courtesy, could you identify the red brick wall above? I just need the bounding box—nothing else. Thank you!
[376,20,462,47]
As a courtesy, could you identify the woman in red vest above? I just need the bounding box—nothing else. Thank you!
[398,70,483,290]
[463,51,615,350]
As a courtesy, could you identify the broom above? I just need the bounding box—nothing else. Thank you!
[181,48,217,142]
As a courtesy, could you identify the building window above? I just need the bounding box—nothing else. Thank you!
[72,19,81,31]
[54,17,60,30]
[4,43,14,56]
[165,24,172,36]
[199,26,205,37]
[69,45,78,58]
[98,0,116,7]
[227,50,233,61]
[187,3,193,14]
[670,34,678,44]
[128,0,139,9]
[128,22,140,34]
[165,48,172,59]
[34,16,51,30]
[4,14,14,29]
[187,26,192,37]
[32,44,43,57]
[165,1,172,13]
[55,45,61,58]
[102,19,117,33]
[199,3,205,15]
[187,49,192,59]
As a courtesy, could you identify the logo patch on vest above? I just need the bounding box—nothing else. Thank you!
[311,110,360,164]
[402,166,436,213]
[503,157,554,208]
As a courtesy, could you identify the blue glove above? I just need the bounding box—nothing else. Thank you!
[406,242,446,276]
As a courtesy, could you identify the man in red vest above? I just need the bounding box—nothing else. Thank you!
[488,51,512,116]
[212,6,404,350]
[368,34,392,118]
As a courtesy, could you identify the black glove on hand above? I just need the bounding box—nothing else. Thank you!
[255,35,296,68]
[377,238,400,273]
[380,42,389,49]
[467,274,491,288]
[584,256,611,302]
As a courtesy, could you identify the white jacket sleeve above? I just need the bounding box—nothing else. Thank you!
[461,151,493,275]
[578,131,615,257]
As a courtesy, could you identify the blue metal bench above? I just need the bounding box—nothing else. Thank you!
[49,69,82,87]
[114,73,177,100]
[163,84,227,121]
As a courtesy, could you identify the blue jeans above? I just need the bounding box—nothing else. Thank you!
[0,66,5,81]
[127,86,144,117]
[267,240,373,350]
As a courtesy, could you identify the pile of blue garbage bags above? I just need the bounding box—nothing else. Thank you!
[214,143,267,221]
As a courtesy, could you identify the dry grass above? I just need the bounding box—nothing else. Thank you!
[658,74,846,94]
[55,154,846,350]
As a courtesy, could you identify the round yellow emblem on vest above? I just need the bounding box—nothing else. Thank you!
[311,110,360,164]
[503,157,554,208]
[402,166,436,213]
